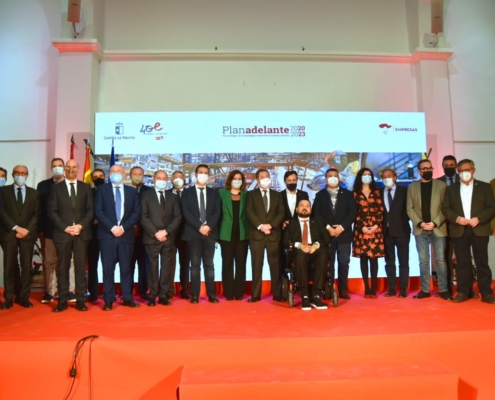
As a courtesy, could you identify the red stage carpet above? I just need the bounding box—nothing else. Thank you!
[1,281,494,399]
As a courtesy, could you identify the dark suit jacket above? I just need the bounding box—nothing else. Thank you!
[94,183,142,243]
[140,189,182,245]
[246,189,285,242]
[437,174,460,184]
[181,186,221,241]
[279,189,309,222]
[442,179,495,237]
[134,184,152,228]
[219,189,249,241]
[36,178,56,237]
[312,187,357,243]
[47,180,94,243]
[282,216,330,249]
[0,185,41,242]
[381,185,410,237]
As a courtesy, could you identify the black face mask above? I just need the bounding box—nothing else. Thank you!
[422,171,433,181]
[286,183,297,191]
[443,167,456,177]
[93,177,105,187]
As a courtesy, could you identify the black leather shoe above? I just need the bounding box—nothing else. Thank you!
[413,291,431,299]
[235,296,243,301]
[385,291,396,297]
[190,296,199,304]
[208,296,219,303]
[481,295,495,304]
[272,297,285,302]
[19,300,33,308]
[225,297,234,301]
[398,289,407,298]
[159,298,171,306]
[123,300,140,308]
[147,299,156,306]
[103,302,113,311]
[339,291,351,300]
[247,297,260,303]
[53,303,68,313]
[75,302,88,311]
[437,291,453,301]
[453,293,468,303]
[2,301,14,310]
[180,292,191,299]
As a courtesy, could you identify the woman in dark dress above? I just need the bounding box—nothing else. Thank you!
[352,168,385,298]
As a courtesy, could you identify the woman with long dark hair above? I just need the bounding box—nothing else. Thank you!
[352,168,385,298]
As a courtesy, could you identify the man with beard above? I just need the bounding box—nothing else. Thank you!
[283,199,330,310]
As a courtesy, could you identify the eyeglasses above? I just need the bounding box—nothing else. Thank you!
[419,167,434,172]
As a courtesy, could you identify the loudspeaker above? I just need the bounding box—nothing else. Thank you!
[67,0,82,24]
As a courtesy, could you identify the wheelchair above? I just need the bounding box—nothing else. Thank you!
[281,243,339,308]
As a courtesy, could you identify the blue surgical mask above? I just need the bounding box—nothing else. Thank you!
[109,173,123,185]
[362,175,372,184]
[14,176,26,186]
[154,180,167,190]
[0,177,5,187]
[52,166,64,177]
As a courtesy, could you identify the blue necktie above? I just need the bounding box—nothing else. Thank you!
[115,186,121,223]
[199,188,206,224]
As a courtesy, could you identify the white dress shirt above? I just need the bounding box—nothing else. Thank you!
[460,180,474,220]
[294,217,320,249]
[155,188,166,204]
[65,178,77,196]
[257,188,271,230]
[195,185,207,209]
[286,190,297,217]
[383,184,396,212]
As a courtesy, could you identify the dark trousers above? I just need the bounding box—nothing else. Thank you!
[169,237,190,297]
[293,247,328,298]
[384,233,410,291]
[452,227,493,297]
[131,234,148,296]
[220,238,248,299]
[55,236,88,304]
[87,238,100,300]
[249,238,280,299]
[445,235,455,295]
[100,238,134,303]
[187,236,216,298]
[1,239,34,302]
[328,239,351,292]
[145,241,174,300]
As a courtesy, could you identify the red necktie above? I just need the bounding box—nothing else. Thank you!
[302,219,309,245]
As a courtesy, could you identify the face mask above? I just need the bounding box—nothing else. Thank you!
[196,174,208,185]
[459,171,472,182]
[93,177,105,187]
[232,180,242,189]
[422,171,433,181]
[286,183,297,191]
[259,178,271,189]
[109,173,123,185]
[362,175,372,184]
[383,178,394,188]
[443,167,456,177]
[327,176,339,187]
[0,177,5,187]
[52,166,64,177]
[131,176,143,185]
[14,176,26,186]
[154,180,167,190]
[173,178,184,188]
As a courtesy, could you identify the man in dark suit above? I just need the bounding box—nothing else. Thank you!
[283,199,330,310]
[381,168,410,298]
[313,168,357,299]
[94,164,142,310]
[141,170,181,306]
[167,170,190,299]
[48,159,93,312]
[129,166,152,299]
[0,165,41,309]
[442,159,495,304]
[37,157,65,304]
[246,168,285,302]
[181,164,221,303]
[280,170,309,229]
[437,155,459,185]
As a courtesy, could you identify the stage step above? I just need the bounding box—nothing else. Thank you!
[180,357,458,400]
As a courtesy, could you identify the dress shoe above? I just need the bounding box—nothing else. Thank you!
[398,289,407,298]
[247,297,260,303]
[437,291,453,301]
[68,292,77,303]
[413,291,431,299]
[19,300,33,308]
[53,303,68,313]
[2,301,14,310]
[208,296,219,303]
[190,296,199,304]
[481,295,495,304]
[180,292,191,300]
[123,300,140,308]
[385,291,396,297]
[103,302,113,311]
[453,293,468,303]
[468,291,480,299]
[159,298,171,306]
[225,297,234,301]
[339,291,350,300]
[147,300,156,306]
[41,293,55,303]
[75,302,88,311]
[235,296,243,301]
[272,297,285,302]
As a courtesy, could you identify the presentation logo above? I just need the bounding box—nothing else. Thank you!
[379,123,392,134]
[140,122,163,135]
[379,123,418,134]
[115,122,124,135]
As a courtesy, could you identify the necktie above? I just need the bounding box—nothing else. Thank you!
[159,190,166,212]
[70,183,76,208]
[387,188,393,211]
[449,177,454,185]
[115,186,121,223]
[199,188,206,224]
[262,190,268,212]
[17,188,23,210]
[178,190,182,199]
[302,219,309,245]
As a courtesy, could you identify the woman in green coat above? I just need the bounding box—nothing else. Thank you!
[219,170,249,300]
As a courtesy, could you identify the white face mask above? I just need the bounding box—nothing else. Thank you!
[327,176,339,187]
[231,180,242,189]
[154,180,167,190]
[362,175,372,184]
[459,171,472,182]
[173,178,184,188]
[52,166,64,177]
[259,178,271,189]
[196,173,208,185]
[383,178,394,188]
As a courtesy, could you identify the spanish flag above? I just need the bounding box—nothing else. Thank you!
[83,139,92,185]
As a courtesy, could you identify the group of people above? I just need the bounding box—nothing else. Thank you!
[1,154,494,312]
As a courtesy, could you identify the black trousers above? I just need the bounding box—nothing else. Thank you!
[187,236,217,298]
[168,237,190,297]
[100,238,134,303]
[55,236,88,304]
[292,247,328,298]
[145,241,174,300]
[328,239,351,292]
[1,239,34,302]
[249,238,280,299]
[87,238,100,299]
[384,233,410,291]
[131,234,148,296]
[452,227,493,297]
[220,238,248,299]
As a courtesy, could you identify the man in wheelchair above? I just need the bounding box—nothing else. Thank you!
[283,199,331,310]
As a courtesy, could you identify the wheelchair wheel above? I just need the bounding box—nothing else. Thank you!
[332,290,338,308]
[323,284,331,300]
[282,275,289,302]
[288,292,294,308]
